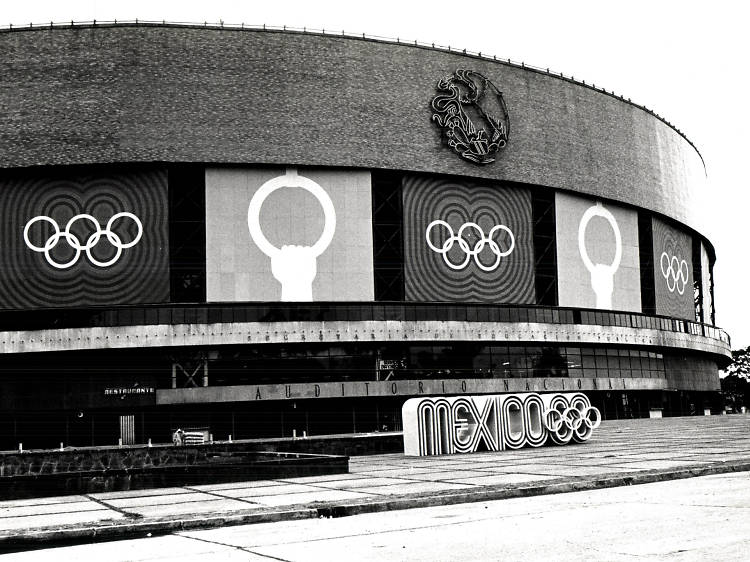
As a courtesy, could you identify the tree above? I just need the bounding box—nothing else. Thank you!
[724,346,750,379]
[721,346,750,411]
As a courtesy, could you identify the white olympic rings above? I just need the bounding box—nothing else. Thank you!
[23,212,143,269]
[247,169,336,258]
[544,405,601,442]
[425,220,515,271]
[578,203,622,274]
[660,252,689,294]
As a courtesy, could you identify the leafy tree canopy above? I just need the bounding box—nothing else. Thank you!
[724,346,750,380]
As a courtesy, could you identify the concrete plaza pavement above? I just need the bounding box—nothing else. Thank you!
[6,470,750,561]
[1,415,749,550]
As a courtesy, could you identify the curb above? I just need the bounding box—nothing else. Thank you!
[318,461,750,518]
[0,507,320,552]
[2,460,749,552]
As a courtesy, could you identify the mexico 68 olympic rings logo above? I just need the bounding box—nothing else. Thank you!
[544,405,601,444]
[425,220,515,271]
[660,252,689,294]
[23,212,143,269]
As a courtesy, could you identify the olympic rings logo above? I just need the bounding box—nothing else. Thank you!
[23,212,143,269]
[544,405,601,444]
[660,252,689,294]
[425,220,515,271]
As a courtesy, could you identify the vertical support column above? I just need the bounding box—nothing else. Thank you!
[531,187,558,305]
[638,212,656,315]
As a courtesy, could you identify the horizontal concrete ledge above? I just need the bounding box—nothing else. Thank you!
[0,319,732,360]
[3,461,748,552]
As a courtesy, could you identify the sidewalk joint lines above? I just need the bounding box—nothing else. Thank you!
[178,533,293,561]
[83,494,141,519]
[182,486,261,506]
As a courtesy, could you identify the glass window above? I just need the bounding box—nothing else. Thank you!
[534,347,568,377]
[507,352,528,378]
[472,354,493,377]
[568,366,583,379]
[582,355,597,371]
[618,355,631,371]
[491,344,510,357]
[595,354,608,371]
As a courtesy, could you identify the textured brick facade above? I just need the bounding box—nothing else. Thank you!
[0,25,707,239]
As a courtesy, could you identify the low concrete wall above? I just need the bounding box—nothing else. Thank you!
[0,432,401,480]
[0,442,351,499]
[0,443,229,477]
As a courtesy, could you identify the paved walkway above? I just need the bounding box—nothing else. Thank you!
[1,415,749,549]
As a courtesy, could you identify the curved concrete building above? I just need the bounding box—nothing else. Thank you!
[0,23,730,448]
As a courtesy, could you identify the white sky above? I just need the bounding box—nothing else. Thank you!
[3,0,749,348]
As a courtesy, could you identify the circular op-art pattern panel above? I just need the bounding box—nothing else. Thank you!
[0,169,169,309]
[403,175,534,303]
[652,216,694,320]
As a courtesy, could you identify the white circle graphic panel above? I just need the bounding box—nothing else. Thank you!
[577,202,622,309]
[206,167,374,303]
[555,192,641,312]
[247,169,336,301]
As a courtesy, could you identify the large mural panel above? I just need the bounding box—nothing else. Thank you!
[403,176,534,303]
[0,168,169,309]
[205,168,374,302]
[652,217,694,320]
[555,192,640,312]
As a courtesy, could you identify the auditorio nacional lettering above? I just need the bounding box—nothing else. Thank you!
[0,22,730,449]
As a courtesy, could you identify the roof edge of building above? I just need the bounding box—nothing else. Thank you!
[0,20,705,172]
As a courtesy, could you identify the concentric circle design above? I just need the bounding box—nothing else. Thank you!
[652,217,693,320]
[0,169,169,309]
[403,175,534,303]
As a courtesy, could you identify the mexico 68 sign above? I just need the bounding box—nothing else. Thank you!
[402,392,600,456]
